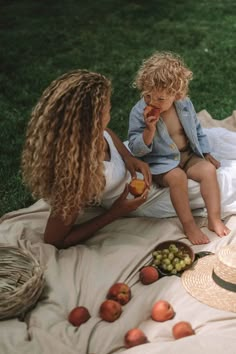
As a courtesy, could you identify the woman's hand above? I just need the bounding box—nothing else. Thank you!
[109,184,149,217]
[204,153,221,169]
[123,155,152,187]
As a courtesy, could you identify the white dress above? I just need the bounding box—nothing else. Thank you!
[102,129,236,219]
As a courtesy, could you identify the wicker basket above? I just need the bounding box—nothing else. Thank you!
[0,244,45,320]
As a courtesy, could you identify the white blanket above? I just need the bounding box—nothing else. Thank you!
[0,110,236,354]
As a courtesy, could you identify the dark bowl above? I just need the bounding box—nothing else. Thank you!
[151,240,195,277]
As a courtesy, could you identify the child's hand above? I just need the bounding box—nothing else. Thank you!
[144,106,160,132]
[204,153,221,169]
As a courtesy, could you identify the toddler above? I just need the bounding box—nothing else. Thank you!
[128,51,230,244]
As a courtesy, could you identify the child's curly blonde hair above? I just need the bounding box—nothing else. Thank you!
[133,51,193,98]
[21,70,111,223]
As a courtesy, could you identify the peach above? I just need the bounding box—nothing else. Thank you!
[139,266,159,285]
[99,299,122,322]
[124,328,148,348]
[129,179,146,197]
[172,321,195,339]
[146,106,160,118]
[106,282,131,305]
[68,306,91,327]
[151,300,175,322]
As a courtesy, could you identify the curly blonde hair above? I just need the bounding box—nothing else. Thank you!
[21,70,111,223]
[133,51,193,98]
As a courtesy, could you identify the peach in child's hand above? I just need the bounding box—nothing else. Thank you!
[145,106,160,119]
[129,178,147,197]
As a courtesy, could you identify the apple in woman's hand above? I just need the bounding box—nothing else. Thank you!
[151,300,175,322]
[124,328,148,348]
[68,306,91,326]
[129,178,146,197]
[172,321,195,339]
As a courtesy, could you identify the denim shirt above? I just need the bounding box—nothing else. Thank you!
[128,97,211,174]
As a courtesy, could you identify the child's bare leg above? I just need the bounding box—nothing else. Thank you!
[187,161,230,237]
[154,168,210,245]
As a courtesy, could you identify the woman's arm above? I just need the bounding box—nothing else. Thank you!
[106,128,152,186]
[44,184,149,249]
[44,208,121,249]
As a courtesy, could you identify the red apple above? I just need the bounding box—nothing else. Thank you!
[106,283,131,305]
[124,328,148,348]
[99,299,122,322]
[129,179,146,197]
[151,300,175,322]
[172,321,195,339]
[139,266,159,285]
[68,306,91,327]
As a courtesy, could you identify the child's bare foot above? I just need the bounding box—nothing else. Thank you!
[208,219,231,237]
[183,222,210,245]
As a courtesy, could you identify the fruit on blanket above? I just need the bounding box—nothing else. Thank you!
[68,306,91,327]
[106,283,131,305]
[124,328,148,348]
[139,266,159,285]
[152,241,194,275]
[151,300,175,322]
[172,321,195,339]
[99,299,122,322]
[146,106,160,119]
[129,178,146,197]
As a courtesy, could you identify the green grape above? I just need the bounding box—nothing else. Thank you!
[184,256,192,265]
[172,257,180,265]
[163,258,171,265]
[156,254,163,260]
[167,264,173,271]
[175,263,182,272]
[168,252,174,260]
[171,269,178,275]
[153,259,161,266]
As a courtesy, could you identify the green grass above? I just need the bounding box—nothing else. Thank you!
[1,0,236,216]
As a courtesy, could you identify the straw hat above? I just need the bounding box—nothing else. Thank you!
[181,244,236,312]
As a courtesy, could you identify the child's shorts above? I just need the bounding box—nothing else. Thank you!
[153,145,204,187]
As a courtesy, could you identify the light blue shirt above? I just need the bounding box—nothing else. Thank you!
[128,97,211,174]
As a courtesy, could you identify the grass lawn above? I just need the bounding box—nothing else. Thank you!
[0,0,236,216]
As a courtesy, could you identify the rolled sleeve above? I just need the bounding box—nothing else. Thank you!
[128,133,153,156]
[128,101,153,157]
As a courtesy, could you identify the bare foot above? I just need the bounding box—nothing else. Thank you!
[208,219,231,237]
[183,222,210,245]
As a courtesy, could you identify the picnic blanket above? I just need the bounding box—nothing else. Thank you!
[0,109,236,354]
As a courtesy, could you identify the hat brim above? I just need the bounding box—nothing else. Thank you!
[181,254,236,312]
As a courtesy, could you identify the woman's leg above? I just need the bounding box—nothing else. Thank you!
[153,168,210,244]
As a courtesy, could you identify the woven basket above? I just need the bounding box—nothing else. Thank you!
[0,244,45,320]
